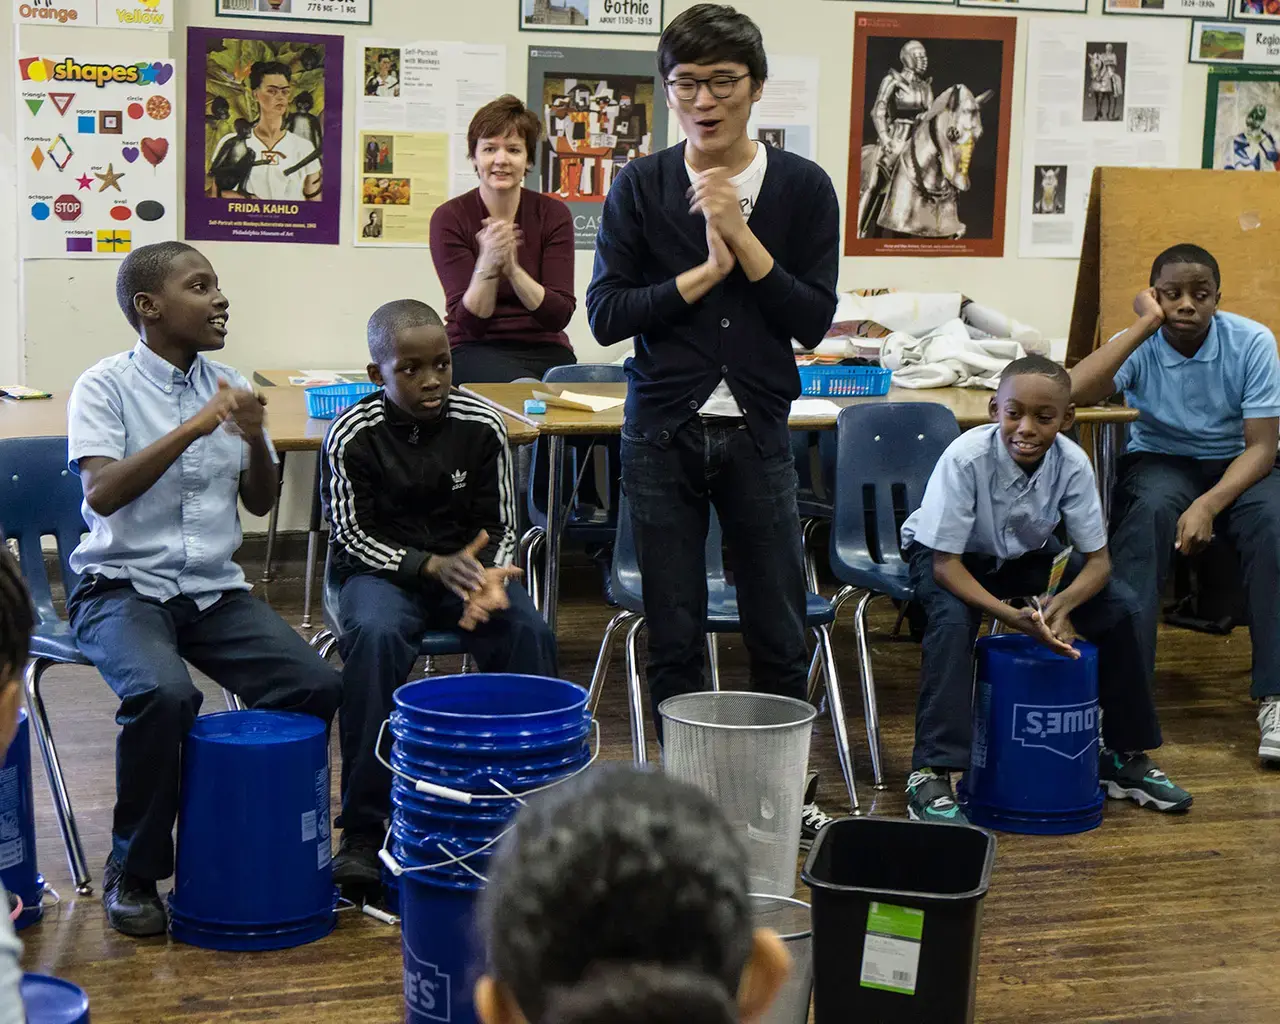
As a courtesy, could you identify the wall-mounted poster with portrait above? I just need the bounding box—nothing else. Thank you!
[185,26,344,244]
[525,46,667,248]
[1202,67,1280,169]
[845,11,1016,257]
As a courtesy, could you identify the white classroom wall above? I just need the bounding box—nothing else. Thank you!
[6,1,1211,532]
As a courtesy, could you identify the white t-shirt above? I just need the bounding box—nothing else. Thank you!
[685,142,767,418]
[225,129,315,201]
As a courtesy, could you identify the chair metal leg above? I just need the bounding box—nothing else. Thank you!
[522,531,545,614]
[261,450,287,583]
[706,633,721,691]
[853,591,886,790]
[425,656,436,675]
[813,626,860,813]
[588,611,636,715]
[318,636,338,661]
[461,655,474,674]
[624,617,648,765]
[24,659,92,895]
[301,529,320,630]
[801,518,822,594]
[309,628,333,652]
[222,689,245,711]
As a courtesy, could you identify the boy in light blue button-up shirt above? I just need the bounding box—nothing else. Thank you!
[1071,244,1280,766]
[64,242,342,938]
[899,356,1188,824]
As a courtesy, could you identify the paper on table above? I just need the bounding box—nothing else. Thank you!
[791,398,841,416]
[532,390,626,413]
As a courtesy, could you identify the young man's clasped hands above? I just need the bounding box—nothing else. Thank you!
[685,167,775,286]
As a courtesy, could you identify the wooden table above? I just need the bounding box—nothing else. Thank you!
[463,382,1140,632]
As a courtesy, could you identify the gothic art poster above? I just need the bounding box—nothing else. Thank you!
[846,11,1015,258]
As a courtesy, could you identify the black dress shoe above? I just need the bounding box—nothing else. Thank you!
[102,857,167,937]
[332,828,384,894]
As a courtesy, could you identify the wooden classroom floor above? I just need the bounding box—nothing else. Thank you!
[17,550,1280,1023]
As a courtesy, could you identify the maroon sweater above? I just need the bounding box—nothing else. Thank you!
[429,188,576,349]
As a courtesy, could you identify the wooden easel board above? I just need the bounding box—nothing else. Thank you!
[1066,168,1280,366]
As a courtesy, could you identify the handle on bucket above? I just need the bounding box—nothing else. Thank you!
[376,717,601,805]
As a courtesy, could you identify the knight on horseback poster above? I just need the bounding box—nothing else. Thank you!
[845,12,1015,258]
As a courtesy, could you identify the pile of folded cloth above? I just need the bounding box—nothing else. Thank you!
[796,290,1053,390]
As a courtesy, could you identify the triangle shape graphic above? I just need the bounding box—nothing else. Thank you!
[49,93,76,116]
[25,99,44,116]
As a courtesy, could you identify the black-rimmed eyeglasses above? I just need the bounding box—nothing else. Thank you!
[663,73,750,102]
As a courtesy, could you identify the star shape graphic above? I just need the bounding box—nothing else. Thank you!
[95,163,125,192]
[76,172,94,190]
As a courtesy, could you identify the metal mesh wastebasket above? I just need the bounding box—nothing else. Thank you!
[751,894,813,1024]
[660,692,816,896]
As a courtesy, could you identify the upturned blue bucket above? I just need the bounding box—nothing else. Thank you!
[0,710,44,930]
[169,711,335,950]
[959,634,1104,835]
[20,973,90,1023]
[391,674,591,1024]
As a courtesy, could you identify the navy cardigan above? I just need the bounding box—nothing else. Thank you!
[586,142,839,456]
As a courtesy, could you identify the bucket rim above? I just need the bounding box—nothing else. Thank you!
[747,893,812,941]
[658,691,818,731]
[393,674,588,724]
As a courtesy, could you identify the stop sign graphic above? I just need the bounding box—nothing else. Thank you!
[54,195,82,222]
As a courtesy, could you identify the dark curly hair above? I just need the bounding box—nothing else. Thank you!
[480,765,752,1024]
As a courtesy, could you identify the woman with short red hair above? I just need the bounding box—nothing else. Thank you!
[430,94,578,383]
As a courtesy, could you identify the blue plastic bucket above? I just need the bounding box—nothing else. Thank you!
[959,634,1104,835]
[390,709,589,760]
[169,711,335,950]
[21,973,90,1023]
[392,674,589,740]
[0,710,44,930]
[401,873,483,1024]
[389,742,590,792]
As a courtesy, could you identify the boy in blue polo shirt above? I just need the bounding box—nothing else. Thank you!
[1071,243,1280,764]
[900,356,1190,823]
[65,242,342,937]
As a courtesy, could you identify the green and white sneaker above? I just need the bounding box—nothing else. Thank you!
[906,769,970,825]
[1099,750,1192,812]
[1258,697,1280,764]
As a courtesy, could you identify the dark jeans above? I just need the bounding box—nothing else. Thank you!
[449,340,576,384]
[621,416,809,729]
[907,543,1162,772]
[336,573,558,832]
[1109,453,1280,700]
[66,578,343,880]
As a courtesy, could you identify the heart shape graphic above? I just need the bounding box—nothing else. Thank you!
[141,138,168,168]
[122,146,140,163]
[152,62,174,86]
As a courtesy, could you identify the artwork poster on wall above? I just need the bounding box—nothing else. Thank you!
[526,46,667,249]
[1103,0,1230,18]
[959,0,1086,13]
[354,40,506,247]
[214,0,372,24]
[12,0,174,30]
[185,26,343,245]
[1202,67,1280,167]
[1233,0,1280,23]
[746,55,819,161]
[1019,18,1184,259]
[17,52,178,259]
[520,0,662,35]
[846,12,1016,258]
[1190,19,1280,62]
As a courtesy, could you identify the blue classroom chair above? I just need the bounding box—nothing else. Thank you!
[518,364,625,609]
[823,403,961,790]
[0,437,94,894]
[589,492,861,812]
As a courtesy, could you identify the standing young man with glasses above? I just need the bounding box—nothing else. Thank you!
[586,4,841,839]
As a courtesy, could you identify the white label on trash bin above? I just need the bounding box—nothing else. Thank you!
[301,810,317,843]
[860,901,924,996]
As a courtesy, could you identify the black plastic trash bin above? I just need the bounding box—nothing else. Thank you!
[801,817,996,1024]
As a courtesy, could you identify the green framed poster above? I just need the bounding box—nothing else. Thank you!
[1190,19,1280,64]
[1202,66,1280,166]
[214,0,374,24]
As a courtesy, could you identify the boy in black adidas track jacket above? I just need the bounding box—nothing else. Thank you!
[320,299,558,891]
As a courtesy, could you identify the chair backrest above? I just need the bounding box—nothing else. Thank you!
[829,403,961,579]
[0,437,87,628]
[529,364,628,522]
[611,490,726,609]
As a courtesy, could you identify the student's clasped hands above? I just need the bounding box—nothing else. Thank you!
[425,530,525,632]
[199,378,267,439]
[1007,601,1080,660]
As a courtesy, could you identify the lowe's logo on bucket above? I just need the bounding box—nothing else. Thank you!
[1012,701,1099,761]
[404,945,452,1022]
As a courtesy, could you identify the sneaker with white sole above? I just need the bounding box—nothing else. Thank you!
[800,771,833,850]
[1099,750,1192,812]
[1259,698,1280,763]
[906,769,970,825]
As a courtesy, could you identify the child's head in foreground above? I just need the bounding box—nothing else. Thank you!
[476,765,790,1024]
[366,299,451,423]
[1148,243,1221,348]
[990,355,1075,471]
[0,547,34,756]
[115,241,229,354]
